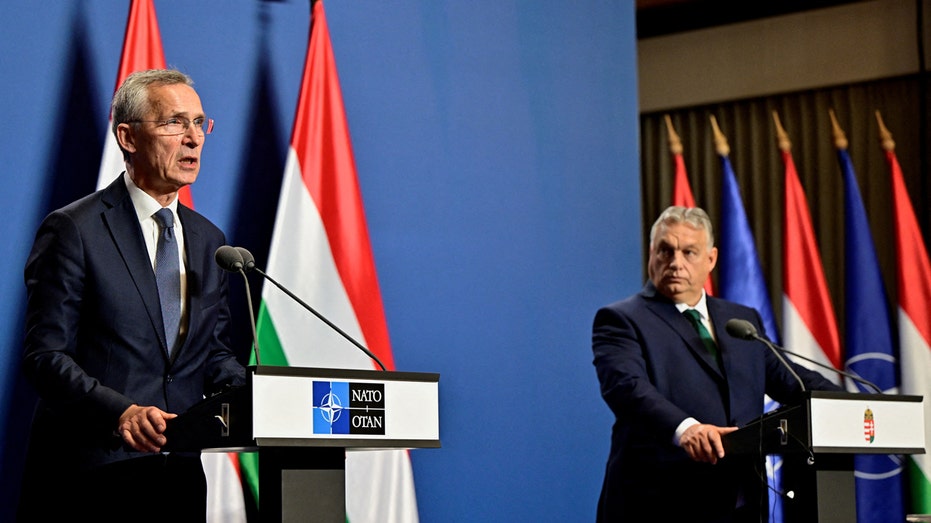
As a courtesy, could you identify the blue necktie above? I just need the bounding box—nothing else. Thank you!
[683,309,718,360]
[153,208,181,355]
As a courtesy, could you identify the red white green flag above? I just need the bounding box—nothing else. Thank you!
[878,113,931,513]
[774,112,842,382]
[242,1,419,520]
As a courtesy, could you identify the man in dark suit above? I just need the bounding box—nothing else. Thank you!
[592,206,839,523]
[19,69,245,521]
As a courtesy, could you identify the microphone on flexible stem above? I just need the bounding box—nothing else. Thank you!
[724,318,806,393]
[224,246,387,372]
[235,246,255,272]
[725,318,883,394]
[215,245,262,366]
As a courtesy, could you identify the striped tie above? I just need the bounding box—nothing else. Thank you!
[683,309,718,360]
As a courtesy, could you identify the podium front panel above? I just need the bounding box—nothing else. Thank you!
[810,394,924,453]
[251,367,440,448]
[722,391,925,457]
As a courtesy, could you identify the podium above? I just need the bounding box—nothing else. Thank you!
[164,365,440,522]
[723,391,925,523]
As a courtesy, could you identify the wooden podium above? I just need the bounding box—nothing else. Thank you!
[164,365,440,522]
[723,391,925,523]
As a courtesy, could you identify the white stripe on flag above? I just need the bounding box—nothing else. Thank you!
[781,296,841,384]
[97,128,124,190]
[899,308,931,480]
[262,150,371,370]
[204,453,246,523]
[263,151,419,522]
[346,450,419,522]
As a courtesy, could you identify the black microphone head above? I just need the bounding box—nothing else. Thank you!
[234,247,255,272]
[215,245,244,272]
[725,318,758,340]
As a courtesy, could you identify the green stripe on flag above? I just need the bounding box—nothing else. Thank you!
[252,301,290,366]
[909,458,931,514]
[239,452,260,509]
[240,300,292,510]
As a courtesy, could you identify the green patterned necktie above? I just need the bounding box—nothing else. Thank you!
[683,309,718,360]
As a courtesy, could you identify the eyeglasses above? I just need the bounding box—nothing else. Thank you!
[129,116,214,135]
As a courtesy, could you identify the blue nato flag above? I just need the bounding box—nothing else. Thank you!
[838,146,905,523]
[716,149,785,522]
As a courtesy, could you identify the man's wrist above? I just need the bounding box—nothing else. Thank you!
[674,417,699,446]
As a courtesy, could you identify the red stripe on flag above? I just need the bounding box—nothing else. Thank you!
[671,153,714,296]
[288,1,396,371]
[114,0,166,90]
[888,150,931,344]
[672,154,697,209]
[781,149,841,368]
[226,453,243,482]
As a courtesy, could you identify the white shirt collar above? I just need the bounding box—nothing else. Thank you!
[674,290,709,320]
[123,173,179,223]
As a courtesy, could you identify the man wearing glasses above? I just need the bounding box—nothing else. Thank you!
[19,69,245,521]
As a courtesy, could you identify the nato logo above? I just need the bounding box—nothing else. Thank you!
[313,381,350,434]
[312,381,386,435]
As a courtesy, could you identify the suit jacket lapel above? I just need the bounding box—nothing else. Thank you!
[642,282,725,380]
[99,175,170,358]
[176,205,202,363]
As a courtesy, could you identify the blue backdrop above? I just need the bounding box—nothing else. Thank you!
[0,1,641,520]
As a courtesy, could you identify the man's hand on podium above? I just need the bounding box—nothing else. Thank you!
[679,423,738,464]
[118,405,178,453]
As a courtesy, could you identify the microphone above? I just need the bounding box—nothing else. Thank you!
[725,318,806,392]
[725,318,883,394]
[224,246,387,372]
[235,247,255,272]
[215,246,261,366]
[723,318,756,340]
[215,245,244,272]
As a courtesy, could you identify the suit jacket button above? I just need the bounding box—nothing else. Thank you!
[166,375,173,383]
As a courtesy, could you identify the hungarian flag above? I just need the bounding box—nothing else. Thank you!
[711,115,784,521]
[664,115,713,295]
[97,0,192,207]
[774,112,841,381]
[878,112,931,513]
[832,112,904,522]
[97,2,244,520]
[243,1,419,520]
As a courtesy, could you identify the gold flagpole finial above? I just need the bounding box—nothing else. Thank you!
[772,111,791,152]
[709,115,730,157]
[875,111,896,152]
[664,114,683,155]
[828,109,848,150]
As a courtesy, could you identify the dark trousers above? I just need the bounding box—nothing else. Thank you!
[18,453,207,523]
